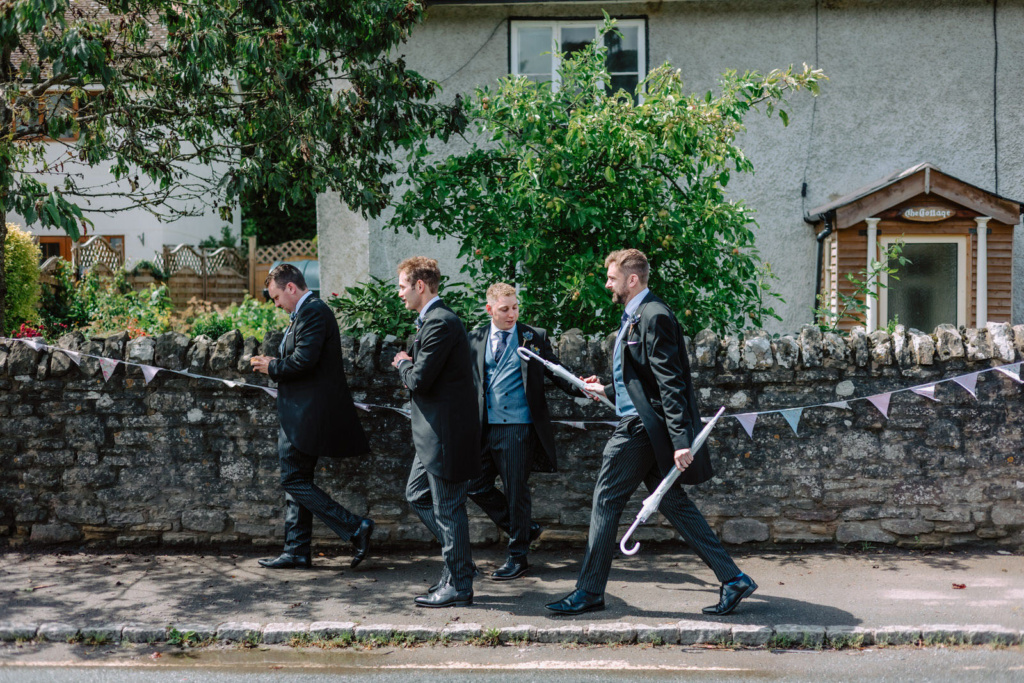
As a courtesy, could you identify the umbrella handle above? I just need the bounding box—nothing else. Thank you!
[619,517,643,556]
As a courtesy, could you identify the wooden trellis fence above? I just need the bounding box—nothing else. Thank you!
[247,236,317,299]
[159,244,249,308]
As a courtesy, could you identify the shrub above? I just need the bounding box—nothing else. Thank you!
[40,257,91,336]
[327,276,486,338]
[82,269,175,337]
[3,223,41,333]
[184,295,288,340]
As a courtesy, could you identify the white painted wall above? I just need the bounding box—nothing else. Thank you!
[14,142,238,267]
[319,0,1024,331]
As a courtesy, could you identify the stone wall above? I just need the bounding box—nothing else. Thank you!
[2,322,1023,551]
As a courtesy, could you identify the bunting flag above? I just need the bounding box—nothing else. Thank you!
[140,365,161,385]
[98,357,119,382]
[953,371,980,397]
[911,384,940,402]
[867,393,891,418]
[996,363,1022,383]
[735,413,758,439]
[2,335,1022,441]
[779,408,803,436]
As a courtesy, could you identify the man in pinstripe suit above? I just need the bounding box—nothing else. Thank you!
[467,283,582,581]
[545,249,757,616]
[392,257,481,608]
[251,264,375,571]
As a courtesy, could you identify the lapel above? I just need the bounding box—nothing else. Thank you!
[285,296,316,355]
[474,326,488,383]
[516,324,530,390]
[623,291,656,368]
[413,299,445,361]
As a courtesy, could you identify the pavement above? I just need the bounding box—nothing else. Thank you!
[1,545,1022,647]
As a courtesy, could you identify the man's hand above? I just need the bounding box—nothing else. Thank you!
[392,351,412,369]
[580,375,604,401]
[250,355,272,375]
[673,447,693,472]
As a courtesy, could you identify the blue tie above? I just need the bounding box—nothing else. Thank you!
[495,330,510,359]
[621,312,630,327]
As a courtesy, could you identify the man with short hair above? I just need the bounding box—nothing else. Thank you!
[546,249,756,616]
[467,282,581,580]
[251,263,375,570]
[391,257,481,608]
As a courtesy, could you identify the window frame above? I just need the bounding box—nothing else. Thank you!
[878,234,968,329]
[508,17,648,93]
[12,89,81,143]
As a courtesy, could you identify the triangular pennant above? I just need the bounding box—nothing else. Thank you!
[354,402,370,411]
[61,349,81,365]
[140,365,160,385]
[221,379,237,388]
[825,401,849,409]
[735,413,758,439]
[953,372,980,398]
[911,384,940,402]
[996,363,1022,384]
[98,357,119,382]
[566,421,587,431]
[867,393,891,418]
[260,386,278,398]
[779,408,803,436]
[602,421,619,427]
[22,338,45,351]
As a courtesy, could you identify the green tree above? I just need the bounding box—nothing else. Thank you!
[0,0,465,332]
[391,18,823,335]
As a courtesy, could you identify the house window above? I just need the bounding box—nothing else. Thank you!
[510,19,646,95]
[13,91,78,142]
[879,235,967,330]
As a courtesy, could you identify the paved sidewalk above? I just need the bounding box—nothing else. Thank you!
[1,546,1021,646]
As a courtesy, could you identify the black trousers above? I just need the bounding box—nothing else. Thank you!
[406,455,474,592]
[576,415,740,595]
[279,427,363,556]
[468,423,536,559]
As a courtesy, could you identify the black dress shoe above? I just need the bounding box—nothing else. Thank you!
[350,518,374,568]
[490,557,529,581]
[702,574,758,615]
[529,523,544,543]
[545,588,604,615]
[415,583,473,608]
[257,553,311,569]
[428,562,479,593]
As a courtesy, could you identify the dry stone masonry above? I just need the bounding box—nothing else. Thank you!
[1,322,1023,551]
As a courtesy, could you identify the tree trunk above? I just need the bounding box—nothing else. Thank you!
[0,209,7,335]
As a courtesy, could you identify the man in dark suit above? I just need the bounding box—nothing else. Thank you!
[545,249,756,616]
[250,264,374,570]
[391,257,481,608]
[467,282,581,580]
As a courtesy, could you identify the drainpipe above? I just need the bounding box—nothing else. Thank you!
[814,214,834,314]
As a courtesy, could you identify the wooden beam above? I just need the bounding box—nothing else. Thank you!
[835,172,926,229]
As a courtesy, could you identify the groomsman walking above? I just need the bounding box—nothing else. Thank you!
[392,257,481,607]
[545,249,756,616]
[467,282,581,580]
[251,263,375,570]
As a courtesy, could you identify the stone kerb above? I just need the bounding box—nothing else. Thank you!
[1,321,1023,551]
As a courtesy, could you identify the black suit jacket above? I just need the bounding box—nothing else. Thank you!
[603,291,713,486]
[398,301,482,482]
[468,323,581,472]
[268,295,370,459]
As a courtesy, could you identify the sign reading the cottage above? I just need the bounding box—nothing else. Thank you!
[901,206,956,222]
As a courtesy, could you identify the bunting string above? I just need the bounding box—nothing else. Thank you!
[2,336,1021,438]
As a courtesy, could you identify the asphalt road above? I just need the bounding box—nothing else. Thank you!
[2,547,1022,630]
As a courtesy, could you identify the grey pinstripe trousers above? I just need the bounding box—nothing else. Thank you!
[576,415,740,595]
[279,428,364,556]
[406,455,475,592]
[468,423,536,559]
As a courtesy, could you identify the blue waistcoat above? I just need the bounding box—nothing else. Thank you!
[485,331,532,425]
